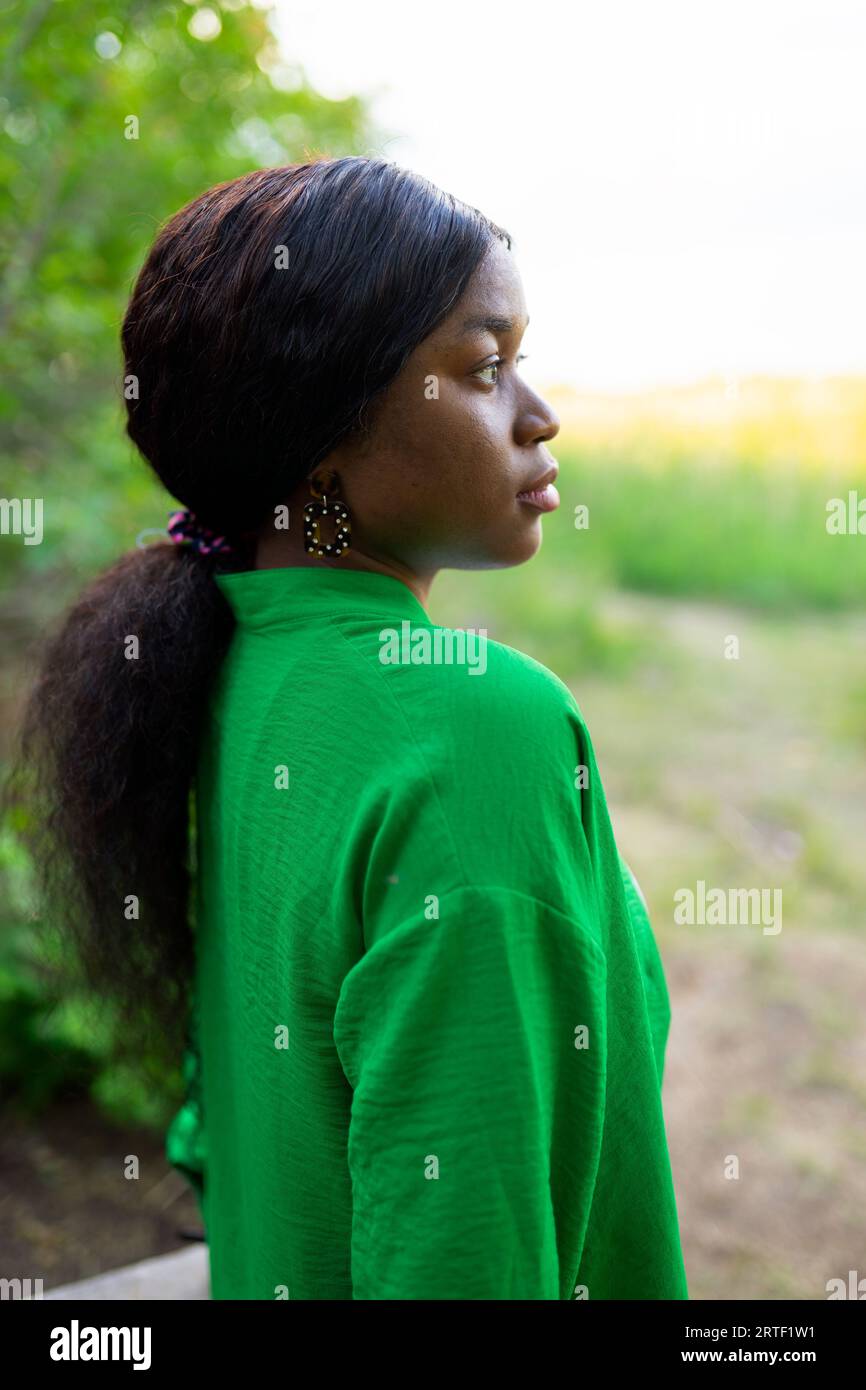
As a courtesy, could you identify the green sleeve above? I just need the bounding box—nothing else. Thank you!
[332,883,607,1300]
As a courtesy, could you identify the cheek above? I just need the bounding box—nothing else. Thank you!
[419,396,513,499]
[393,366,502,454]
[347,377,520,546]
[407,427,511,530]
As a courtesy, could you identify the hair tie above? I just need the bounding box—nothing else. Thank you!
[166,509,234,557]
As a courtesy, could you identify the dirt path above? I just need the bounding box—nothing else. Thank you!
[577,592,866,1299]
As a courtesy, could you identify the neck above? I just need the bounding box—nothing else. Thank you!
[253,527,434,610]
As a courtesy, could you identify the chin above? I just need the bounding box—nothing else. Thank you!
[471,519,544,570]
[508,514,545,565]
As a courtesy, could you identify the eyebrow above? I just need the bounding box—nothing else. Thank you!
[458,314,529,337]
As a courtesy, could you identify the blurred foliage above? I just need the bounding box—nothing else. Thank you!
[547,444,866,611]
[0,0,377,1123]
[539,376,866,612]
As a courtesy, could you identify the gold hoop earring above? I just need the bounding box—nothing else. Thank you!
[304,468,352,559]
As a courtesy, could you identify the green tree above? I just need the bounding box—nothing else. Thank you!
[0,0,376,613]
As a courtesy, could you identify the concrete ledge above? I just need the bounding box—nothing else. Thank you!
[45,1245,210,1300]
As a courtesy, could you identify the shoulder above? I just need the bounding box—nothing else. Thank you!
[369,622,598,848]
[371,620,588,749]
[338,620,604,938]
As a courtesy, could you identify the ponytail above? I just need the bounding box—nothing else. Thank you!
[9,542,234,1062]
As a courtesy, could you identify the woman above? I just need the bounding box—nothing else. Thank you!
[16,157,688,1300]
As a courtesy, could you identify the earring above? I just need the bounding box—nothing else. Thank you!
[304,468,352,559]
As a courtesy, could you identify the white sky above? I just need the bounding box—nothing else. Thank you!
[270,0,866,391]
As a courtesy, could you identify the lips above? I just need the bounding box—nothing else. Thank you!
[516,461,560,513]
[517,483,560,512]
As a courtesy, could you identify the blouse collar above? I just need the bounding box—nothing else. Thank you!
[215,564,431,630]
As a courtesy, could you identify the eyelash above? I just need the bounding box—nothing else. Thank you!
[473,352,529,385]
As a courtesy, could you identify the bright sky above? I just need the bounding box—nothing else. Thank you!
[269,0,866,391]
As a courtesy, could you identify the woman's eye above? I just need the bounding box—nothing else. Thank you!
[473,353,527,386]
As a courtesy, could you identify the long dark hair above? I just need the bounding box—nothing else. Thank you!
[10,157,509,1064]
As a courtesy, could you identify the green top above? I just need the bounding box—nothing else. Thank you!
[165,566,689,1300]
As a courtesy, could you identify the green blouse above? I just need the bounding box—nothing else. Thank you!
[165,566,688,1300]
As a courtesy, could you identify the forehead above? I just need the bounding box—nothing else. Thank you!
[434,240,528,347]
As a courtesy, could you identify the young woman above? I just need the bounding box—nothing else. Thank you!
[17,157,688,1300]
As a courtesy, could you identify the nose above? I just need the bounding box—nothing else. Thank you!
[515,388,560,447]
